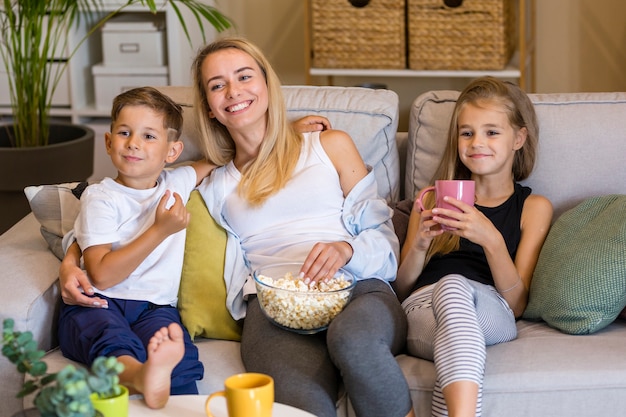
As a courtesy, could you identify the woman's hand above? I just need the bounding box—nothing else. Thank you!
[292,115,331,133]
[299,241,353,284]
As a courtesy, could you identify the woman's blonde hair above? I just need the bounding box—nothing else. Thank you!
[191,37,302,206]
[424,76,539,262]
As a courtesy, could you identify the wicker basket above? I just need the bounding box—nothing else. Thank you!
[311,0,406,69]
[408,0,515,70]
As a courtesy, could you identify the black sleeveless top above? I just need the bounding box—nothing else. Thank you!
[411,183,531,293]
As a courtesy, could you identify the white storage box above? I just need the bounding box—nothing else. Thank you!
[101,14,167,67]
[92,64,169,110]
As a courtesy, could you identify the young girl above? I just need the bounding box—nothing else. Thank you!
[394,77,553,417]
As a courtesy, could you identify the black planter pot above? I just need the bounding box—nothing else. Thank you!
[0,123,95,235]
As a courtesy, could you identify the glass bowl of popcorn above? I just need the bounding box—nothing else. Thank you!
[253,262,356,334]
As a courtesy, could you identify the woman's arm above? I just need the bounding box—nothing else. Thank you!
[320,129,368,196]
[191,159,217,186]
[299,129,399,284]
[299,130,366,282]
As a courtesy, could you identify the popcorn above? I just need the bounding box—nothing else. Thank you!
[256,272,353,331]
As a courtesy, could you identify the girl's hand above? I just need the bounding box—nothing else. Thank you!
[299,241,353,284]
[412,200,445,250]
[432,196,497,246]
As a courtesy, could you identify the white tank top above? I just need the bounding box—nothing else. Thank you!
[222,131,349,270]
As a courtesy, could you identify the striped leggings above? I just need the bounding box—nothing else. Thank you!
[402,274,517,417]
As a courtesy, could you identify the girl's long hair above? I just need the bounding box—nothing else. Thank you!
[424,76,539,263]
[192,37,302,206]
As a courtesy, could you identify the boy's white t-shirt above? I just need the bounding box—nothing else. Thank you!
[74,166,196,306]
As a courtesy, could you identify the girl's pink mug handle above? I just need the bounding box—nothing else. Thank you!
[416,186,435,211]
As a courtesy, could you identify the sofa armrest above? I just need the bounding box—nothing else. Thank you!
[0,213,62,415]
[0,213,62,349]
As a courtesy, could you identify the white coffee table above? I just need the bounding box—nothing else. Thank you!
[129,394,317,416]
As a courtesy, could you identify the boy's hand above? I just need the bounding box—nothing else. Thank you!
[59,259,108,308]
[154,190,190,237]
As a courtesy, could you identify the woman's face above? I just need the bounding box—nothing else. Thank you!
[200,48,269,135]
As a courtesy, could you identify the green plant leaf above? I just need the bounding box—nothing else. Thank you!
[30,360,48,377]
[18,380,39,397]
[0,0,232,147]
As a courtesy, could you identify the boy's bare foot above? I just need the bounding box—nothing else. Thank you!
[137,323,185,409]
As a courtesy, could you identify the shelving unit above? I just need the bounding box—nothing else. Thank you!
[305,0,535,92]
[0,1,214,124]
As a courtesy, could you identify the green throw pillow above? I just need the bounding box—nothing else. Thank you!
[523,195,626,334]
[178,191,242,341]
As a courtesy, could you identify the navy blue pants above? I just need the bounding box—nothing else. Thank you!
[58,296,204,394]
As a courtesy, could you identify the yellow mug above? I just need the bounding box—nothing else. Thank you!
[205,373,274,417]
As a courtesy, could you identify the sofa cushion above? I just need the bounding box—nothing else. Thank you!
[406,91,626,219]
[23,181,88,260]
[398,320,626,417]
[523,195,626,334]
[158,85,401,203]
[178,191,242,341]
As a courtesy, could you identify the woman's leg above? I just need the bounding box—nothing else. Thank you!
[431,275,517,417]
[327,279,413,417]
[241,295,340,417]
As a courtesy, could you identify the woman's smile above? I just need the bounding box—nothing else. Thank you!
[226,100,252,113]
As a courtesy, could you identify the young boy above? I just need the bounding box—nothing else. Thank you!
[57,87,214,409]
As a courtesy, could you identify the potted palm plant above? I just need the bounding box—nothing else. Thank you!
[0,0,231,233]
[2,318,127,417]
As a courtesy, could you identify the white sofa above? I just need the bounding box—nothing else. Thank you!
[1,85,625,417]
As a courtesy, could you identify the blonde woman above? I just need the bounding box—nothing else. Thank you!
[194,38,414,417]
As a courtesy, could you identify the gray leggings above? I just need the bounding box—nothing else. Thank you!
[402,274,517,417]
[241,278,412,417]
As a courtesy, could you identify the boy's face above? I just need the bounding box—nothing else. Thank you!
[105,105,183,189]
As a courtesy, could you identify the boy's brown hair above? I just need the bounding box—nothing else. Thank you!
[110,87,184,142]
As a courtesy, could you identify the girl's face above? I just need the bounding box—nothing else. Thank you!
[457,101,526,179]
[105,105,181,189]
[200,48,269,135]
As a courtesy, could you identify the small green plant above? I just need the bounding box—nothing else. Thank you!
[2,318,125,417]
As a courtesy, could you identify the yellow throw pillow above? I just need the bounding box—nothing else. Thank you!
[178,191,242,341]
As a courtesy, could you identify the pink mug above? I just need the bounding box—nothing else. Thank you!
[416,180,475,230]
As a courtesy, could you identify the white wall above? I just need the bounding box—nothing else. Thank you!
[90,0,626,181]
